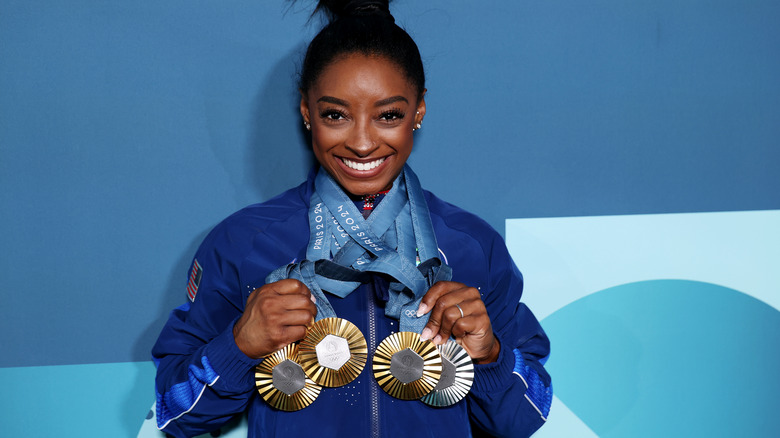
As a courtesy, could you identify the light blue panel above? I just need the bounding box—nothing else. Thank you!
[542,280,780,437]
[532,396,599,437]
[506,210,780,436]
[0,361,157,436]
[138,402,249,438]
[506,210,780,320]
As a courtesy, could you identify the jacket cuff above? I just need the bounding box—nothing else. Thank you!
[470,334,515,394]
[203,318,262,394]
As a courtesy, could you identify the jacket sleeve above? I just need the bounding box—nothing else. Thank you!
[466,232,552,438]
[152,228,261,438]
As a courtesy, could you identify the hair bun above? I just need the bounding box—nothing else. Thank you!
[317,0,392,20]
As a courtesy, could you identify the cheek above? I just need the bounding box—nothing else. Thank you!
[388,131,414,155]
[311,130,342,155]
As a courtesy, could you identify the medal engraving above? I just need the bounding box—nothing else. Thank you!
[389,348,424,384]
[255,343,322,411]
[373,332,442,400]
[432,355,456,391]
[272,359,306,396]
[421,340,474,407]
[315,334,351,370]
[299,317,367,387]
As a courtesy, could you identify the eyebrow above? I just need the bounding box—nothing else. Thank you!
[317,96,349,106]
[375,96,408,107]
[316,95,409,107]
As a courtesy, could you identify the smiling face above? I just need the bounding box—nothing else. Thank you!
[300,54,426,196]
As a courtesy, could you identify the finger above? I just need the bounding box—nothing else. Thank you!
[263,308,317,350]
[274,294,318,312]
[267,325,309,351]
[283,325,308,343]
[450,316,497,363]
[421,286,473,341]
[275,309,317,327]
[450,316,486,356]
[435,296,484,342]
[449,314,489,341]
[434,304,467,344]
[254,296,313,323]
[276,279,318,307]
[270,279,311,296]
[416,281,455,317]
[420,302,443,342]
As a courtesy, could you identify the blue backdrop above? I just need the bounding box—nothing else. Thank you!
[1,0,778,436]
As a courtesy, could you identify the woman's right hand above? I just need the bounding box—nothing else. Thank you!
[233,279,317,359]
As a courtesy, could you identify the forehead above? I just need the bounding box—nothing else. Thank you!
[309,54,417,102]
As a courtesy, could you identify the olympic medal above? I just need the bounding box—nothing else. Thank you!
[255,343,321,411]
[299,317,368,387]
[421,339,474,407]
[372,332,442,400]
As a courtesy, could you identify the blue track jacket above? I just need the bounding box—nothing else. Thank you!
[152,170,552,437]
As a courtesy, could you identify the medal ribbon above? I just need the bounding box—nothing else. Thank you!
[266,165,451,333]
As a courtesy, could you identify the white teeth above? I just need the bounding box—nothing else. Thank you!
[342,157,385,171]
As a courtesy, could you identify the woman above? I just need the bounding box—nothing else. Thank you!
[153,1,551,437]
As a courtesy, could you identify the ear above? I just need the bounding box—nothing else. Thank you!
[415,89,427,125]
[299,90,310,125]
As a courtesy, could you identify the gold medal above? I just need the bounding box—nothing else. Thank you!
[372,331,442,400]
[421,339,474,407]
[298,317,368,387]
[255,343,321,411]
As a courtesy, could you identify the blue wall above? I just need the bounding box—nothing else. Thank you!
[1,0,778,435]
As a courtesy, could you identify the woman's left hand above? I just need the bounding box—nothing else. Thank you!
[417,281,500,364]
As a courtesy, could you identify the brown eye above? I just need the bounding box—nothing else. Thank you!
[320,110,346,121]
[379,110,404,122]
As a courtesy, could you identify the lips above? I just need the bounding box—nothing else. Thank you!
[341,157,386,171]
[332,155,396,193]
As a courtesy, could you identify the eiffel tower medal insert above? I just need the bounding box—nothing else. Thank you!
[255,343,322,411]
[421,339,474,407]
[372,331,443,400]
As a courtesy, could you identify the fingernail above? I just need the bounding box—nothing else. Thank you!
[416,303,428,317]
[433,335,442,345]
[420,328,432,341]
[310,295,317,304]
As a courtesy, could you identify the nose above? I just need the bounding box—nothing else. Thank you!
[345,120,378,157]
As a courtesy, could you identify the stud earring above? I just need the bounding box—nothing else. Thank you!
[304,121,311,131]
[413,121,422,131]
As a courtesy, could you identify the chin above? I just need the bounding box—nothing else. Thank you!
[331,168,401,197]
[340,180,391,197]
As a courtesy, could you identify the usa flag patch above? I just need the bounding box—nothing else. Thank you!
[187,259,203,302]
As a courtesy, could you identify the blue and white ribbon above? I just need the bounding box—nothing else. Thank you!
[266,165,451,333]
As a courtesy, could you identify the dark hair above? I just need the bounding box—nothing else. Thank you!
[299,0,425,99]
